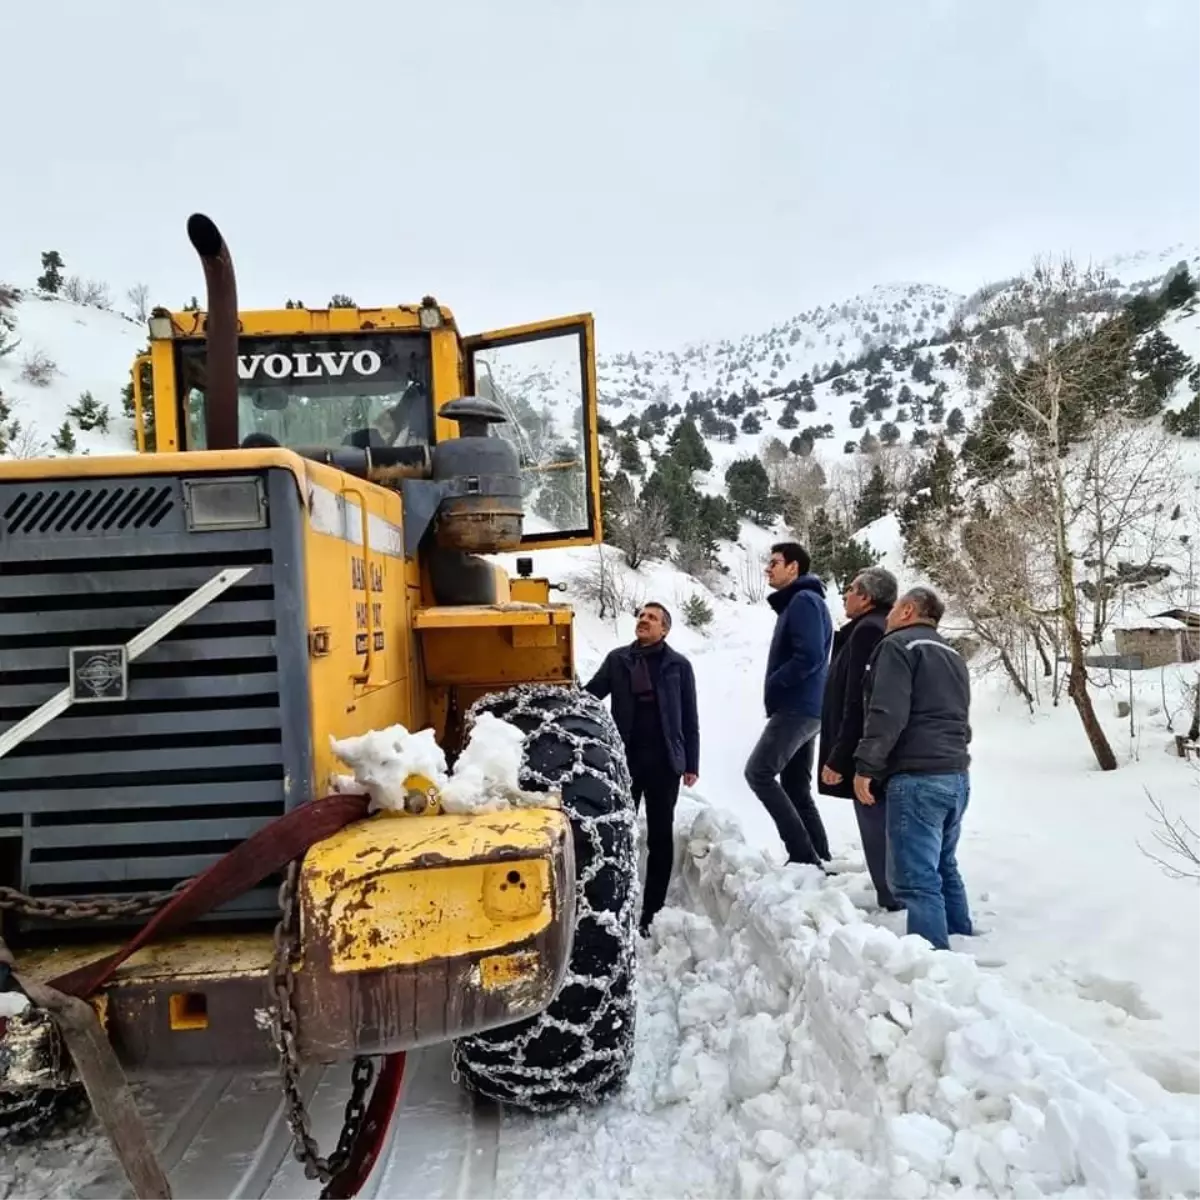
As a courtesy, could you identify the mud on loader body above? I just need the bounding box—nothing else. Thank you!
[0,216,637,1193]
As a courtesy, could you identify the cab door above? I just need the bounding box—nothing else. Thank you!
[462,315,602,550]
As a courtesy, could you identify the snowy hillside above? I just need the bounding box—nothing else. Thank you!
[1,252,1199,1198]
[0,287,142,458]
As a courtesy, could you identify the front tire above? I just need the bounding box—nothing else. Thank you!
[451,683,637,1112]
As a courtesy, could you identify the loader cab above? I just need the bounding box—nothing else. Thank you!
[136,304,605,551]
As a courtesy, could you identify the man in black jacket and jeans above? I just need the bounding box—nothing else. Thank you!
[853,586,973,951]
[585,602,699,936]
[817,566,901,911]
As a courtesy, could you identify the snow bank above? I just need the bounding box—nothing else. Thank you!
[329,711,554,815]
[498,796,1200,1200]
[676,801,1199,1198]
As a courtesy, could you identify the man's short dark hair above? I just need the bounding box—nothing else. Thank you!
[853,567,898,609]
[902,586,945,625]
[641,601,672,631]
[770,542,810,575]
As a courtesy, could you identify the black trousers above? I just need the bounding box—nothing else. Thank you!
[744,712,831,864]
[629,756,681,930]
[854,785,901,910]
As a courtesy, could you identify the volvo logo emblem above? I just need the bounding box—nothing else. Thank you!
[69,646,129,704]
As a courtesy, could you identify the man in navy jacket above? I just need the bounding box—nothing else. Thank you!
[744,542,833,866]
[585,602,699,936]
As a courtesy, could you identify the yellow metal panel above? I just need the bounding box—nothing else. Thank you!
[301,458,415,794]
[478,951,541,991]
[154,306,456,338]
[420,625,572,687]
[509,578,551,604]
[16,934,275,986]
[303,808,567,895]
[412,604,572,630]
[0,447,310,490]
[323,856,551,972]
[301,808,570,973]
[512,624,558,649]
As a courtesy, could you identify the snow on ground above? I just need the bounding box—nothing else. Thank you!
[496,797,1199,1200]
[487,540,1200,1198]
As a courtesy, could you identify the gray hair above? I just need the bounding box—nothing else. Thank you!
[852,566,898,609]
[900,585,945,625]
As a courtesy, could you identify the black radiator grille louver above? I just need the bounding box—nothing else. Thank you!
[0,472,311,933]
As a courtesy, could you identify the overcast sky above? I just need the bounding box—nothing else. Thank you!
[1,0,1196,348]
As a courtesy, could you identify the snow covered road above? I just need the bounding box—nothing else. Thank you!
[0,1047,498,1200]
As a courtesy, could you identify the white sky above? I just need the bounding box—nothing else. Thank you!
[1,0,1196,348]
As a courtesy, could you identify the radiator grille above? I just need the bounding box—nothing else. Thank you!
[0,470,311,933]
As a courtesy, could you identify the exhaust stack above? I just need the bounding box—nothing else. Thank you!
[186,214,239,451]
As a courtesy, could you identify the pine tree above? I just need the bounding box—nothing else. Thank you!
[724,457,778,525]
[946,407,966,434]
[668,417,712,472]
[681,592,715,631]
[879,421,901,445]
[53,420,77,454]
[741,411,762,434]
[67,390,110,433]
[854,464,889,527]
[848,404,866,428]
[37,251,65,294]
[1160,264,1196,312]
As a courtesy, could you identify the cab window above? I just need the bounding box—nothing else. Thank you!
[178,332,433,451]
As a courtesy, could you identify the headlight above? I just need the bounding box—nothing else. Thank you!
[182,476,268,531]
[419,297,443,329]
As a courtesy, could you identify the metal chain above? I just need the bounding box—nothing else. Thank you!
[267,860,377,1186]
[0,881,189,923]
[0,865,376,1185]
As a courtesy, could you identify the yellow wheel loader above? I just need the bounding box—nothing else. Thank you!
[0,215,637,1194]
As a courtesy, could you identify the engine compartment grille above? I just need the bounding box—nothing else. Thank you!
[0,471,312,936]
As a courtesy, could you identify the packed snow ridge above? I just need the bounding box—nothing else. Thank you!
[330,712,555,815]
[500,798,1200,1200]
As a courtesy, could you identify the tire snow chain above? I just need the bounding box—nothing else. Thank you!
[451,683,639,1113]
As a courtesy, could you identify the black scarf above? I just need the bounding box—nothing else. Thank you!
[629,639,665,700]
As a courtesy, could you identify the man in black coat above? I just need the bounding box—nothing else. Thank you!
[584,602,699,936]
[817,566,901,910]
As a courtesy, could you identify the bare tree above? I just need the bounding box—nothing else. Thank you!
[62,276,112,308]
[766,455,827,542]
[126,282,151,323]
[5,420,50,459]
[735,547,767,605]
[573,545,643,623]
[609,493,669,570]
[20,350,58,386]
[1138,782,1200,881]
[908,490,1050,708]
[873,444,920,500]
[1068,418,1180,644]
[574,545,620,620]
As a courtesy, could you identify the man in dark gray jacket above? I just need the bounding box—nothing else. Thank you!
[853,586,973,950]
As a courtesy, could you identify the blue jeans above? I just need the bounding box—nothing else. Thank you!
[885,771,972,950]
